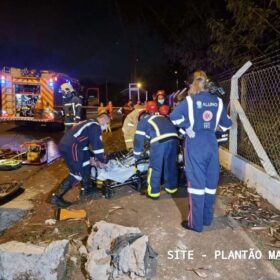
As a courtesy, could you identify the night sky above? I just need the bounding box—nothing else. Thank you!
[0,1,174,88]
[1,0,250,94]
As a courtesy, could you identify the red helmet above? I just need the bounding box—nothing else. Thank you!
[159,105,170,116]
[145,101,158,113]
[155,90,166,99]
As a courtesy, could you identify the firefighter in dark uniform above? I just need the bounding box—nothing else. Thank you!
[134,101,179,199]
[51,114,110,208]
[61,82,82,130]
[170,71,232,232]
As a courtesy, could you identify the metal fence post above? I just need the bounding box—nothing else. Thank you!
[229,61,252,155]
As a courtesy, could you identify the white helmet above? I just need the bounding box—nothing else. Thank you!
[60,82,74,94]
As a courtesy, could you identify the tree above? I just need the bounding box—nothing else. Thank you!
[208,0,280,69]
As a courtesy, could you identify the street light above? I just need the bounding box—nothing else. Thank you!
[137,82,142,88]
[174,70,179,90]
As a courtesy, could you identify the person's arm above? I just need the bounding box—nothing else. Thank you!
[170,99,189,129]
[133,118,148,160]
[217,98,232,131]
[88,125,105,162]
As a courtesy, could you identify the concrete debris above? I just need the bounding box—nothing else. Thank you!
[0,239,69,280]
[86,249,112,280]
[87,220,141,252]
[85,221,158,279]
[0,208,28,232]
[79,245,88,256]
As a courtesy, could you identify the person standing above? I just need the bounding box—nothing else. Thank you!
[122,100,134,123]
[170,71,232,232]
[61,82,82,130]
[134,101,179,199]
[106,101,113,133]
[51,114,110,208]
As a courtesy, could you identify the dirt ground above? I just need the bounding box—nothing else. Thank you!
[0,123,280,279]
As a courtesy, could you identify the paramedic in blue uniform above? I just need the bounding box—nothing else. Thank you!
[51,113,110,208]
[134,101,179,199]
[170,71,232,232]
[61,82,83,130]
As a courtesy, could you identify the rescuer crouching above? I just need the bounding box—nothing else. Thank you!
[51,113,110,208]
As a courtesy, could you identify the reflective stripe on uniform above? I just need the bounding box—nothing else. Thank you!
[165,187,178,194]
[188,188,204,195]
[135,130,146,136]
[179,128,186,135]
[186,96,194,129]
[125,139,133,143]
[148,116,160,136]
[65,122,75,126]
[215,98,223,130]
[133,151,141,155]
[219,125,231,131]
[150,133,178,144]
[82,160,90,167]
[83,147,89,150]
[147,168,160,198]
[172,116,185,125]
[72,103,76,116]
[128,123,134,127]
[73,121,99,137]
[70,173,82,181]
[93,148,104,154]
[205,187,216,194]
[75,103,82,107]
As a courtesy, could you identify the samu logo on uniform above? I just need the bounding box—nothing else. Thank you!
[203,110,213,121]
[196,101,202,109]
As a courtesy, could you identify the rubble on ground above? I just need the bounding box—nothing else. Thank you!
[218,183,280,239]
[85,220,158,280]
[0,239,69,280]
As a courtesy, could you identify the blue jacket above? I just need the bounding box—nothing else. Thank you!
[170,92,232,134]
[134,114,178,158]
[59,120,104,162]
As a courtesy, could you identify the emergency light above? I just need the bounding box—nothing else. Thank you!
[1,75,5,84]
[48,78,54,87]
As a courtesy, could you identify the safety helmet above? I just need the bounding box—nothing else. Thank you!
[145,101,158,113]
[155,90,166,99]
[159,105,170,116]
[60,82,74,94]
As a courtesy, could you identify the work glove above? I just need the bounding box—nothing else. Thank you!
[186,127,196,138]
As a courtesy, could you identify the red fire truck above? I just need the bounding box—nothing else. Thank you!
[0,67,79,127]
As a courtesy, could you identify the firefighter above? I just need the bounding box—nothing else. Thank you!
[159,104,170,116]
[134,101,179,199]
[155,90,167,108]
[51,113,110,208]
[61,82,82,130]
[170,72,232,232]
[122,103,144,150]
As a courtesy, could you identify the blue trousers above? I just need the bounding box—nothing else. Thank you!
[185,132,219,232]
[147,139,178,198]
[59,143,91,186]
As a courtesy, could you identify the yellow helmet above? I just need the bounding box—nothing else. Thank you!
[60,82,74,94]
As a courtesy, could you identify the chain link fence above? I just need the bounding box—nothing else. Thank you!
[219,64,280,175]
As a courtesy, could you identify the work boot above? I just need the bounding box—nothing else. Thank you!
[80,177,101,200]
[51,178,72,208]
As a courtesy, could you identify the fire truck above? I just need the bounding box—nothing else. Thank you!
[0,67,80,128]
